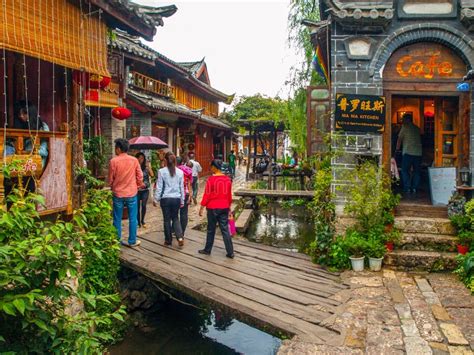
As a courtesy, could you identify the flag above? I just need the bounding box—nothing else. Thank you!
[312,46,329,83]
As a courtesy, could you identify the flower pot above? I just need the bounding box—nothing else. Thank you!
[457,244,469,255]
[385,242,394,251]
[369,257,383,272]
[349,256,365,272]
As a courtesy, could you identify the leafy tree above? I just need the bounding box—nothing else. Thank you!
[226,94,285,126]
[287,0,324,90]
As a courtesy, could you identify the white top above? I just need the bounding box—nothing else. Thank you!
[189,159,202,177]
[154,167,185,205]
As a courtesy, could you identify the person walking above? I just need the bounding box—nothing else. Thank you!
[109,138,144,247]
[228,150,236,177]
[237,149,244,166]
[135,152,154,228]
[396,113,422,196]
[198,159,234,258]
[154,152,185,247]
[177,156,193,234]
[188,152,202,204]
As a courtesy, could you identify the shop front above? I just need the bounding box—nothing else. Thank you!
[383,42,470,203]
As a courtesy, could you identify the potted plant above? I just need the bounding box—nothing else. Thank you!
[344,231,367,272]
[457,231,472,255]
[384,228,402,252]
[366,238,387,271]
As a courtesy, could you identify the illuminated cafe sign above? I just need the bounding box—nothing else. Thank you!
[396,52,453,79]
[335,94,386,133]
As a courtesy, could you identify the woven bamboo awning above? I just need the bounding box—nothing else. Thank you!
[0,0,109,76]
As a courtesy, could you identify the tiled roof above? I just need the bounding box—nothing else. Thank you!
[109,29,157,61]
[107,1,177,28]
[177,59,205,75]
[110,30,233,104]
[127,88,231,129]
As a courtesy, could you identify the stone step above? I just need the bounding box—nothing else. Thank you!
[394,216,455,235]
[395,204,448,219]
[399,233,458,252]
[384,250,458,271]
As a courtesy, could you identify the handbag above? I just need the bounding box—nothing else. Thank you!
[228,214,237,236]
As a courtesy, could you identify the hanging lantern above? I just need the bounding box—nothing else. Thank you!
[99,76,111,89]
[88,74,112,89]
[85,89,99,102]
[112,107,132,120]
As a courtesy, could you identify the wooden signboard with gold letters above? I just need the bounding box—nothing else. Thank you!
[384,43,467,82]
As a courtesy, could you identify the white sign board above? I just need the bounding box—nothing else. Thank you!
[428,167,456,206]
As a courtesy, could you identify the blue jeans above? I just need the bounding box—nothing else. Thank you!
[113,195,138,245]
[401,154,422,192]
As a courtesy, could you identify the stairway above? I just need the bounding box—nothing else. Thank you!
[384,205,459,271]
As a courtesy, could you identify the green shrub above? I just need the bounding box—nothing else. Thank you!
[454,252,474,293]
[365,238,387,258]
[342,230,367,257]
[458,231,474,248]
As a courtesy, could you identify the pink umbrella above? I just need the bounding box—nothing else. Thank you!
[128,136,168,150]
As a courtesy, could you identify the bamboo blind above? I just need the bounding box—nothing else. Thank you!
[0,0,109,76]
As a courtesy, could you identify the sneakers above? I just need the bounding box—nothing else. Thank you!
[142,223,148,229]
[122,240,141,248]
[226,253,235,259]
[198,249,211,255]
[178,238,184,247]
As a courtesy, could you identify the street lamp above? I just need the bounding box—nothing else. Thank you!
[460,167,470,186]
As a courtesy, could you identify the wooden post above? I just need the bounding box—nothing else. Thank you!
[71,81,85,210]
[246,129,252,181]
[253,128,257,175]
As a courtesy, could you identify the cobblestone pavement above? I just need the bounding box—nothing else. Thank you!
[278,270,474,355]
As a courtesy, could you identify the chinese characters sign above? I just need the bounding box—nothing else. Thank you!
[335,94,386,133]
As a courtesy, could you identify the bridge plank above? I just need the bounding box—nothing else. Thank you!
[141,234,346,300]
[121,228,346,344]
[121,247,341,344]
[234,189,314,199]
[139,237,340,311]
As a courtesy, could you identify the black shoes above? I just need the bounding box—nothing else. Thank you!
[226,253,234,259]
[198,249,211,255]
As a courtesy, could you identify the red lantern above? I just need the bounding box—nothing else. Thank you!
[112,107,132,120]
[85,89,98,102]
[89,74,112,89]
[99,76,111,89]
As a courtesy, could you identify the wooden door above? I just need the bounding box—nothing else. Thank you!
[434,98,459,167]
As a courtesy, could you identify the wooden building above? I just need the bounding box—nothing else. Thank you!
[309,0,474,205]
[0,0,174,214]
[108,30,233,176]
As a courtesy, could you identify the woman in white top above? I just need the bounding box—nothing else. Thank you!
[154,152,185,247]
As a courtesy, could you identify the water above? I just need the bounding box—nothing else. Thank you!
[245,203,314,252]
[110,299,281,355]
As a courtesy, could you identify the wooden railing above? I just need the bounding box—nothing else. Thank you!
[129,71,176,98]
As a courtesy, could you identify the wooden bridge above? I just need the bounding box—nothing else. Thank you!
[120,229,349,344]
[234,188,314,199]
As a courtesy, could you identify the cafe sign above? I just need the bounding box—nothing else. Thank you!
[335,94,386,133]
[385,42,466,81]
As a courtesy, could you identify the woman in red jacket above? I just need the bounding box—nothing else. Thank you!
[198,159,234,258]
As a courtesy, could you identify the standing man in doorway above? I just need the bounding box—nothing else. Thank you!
[109,138,144,247]
[396,113,422,196]
[188,152,202,204]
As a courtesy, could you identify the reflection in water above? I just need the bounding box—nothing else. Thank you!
[110,299,281,355]
[245,203,314,252]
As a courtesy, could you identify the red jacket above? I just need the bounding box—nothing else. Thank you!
[200,174,232,209]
